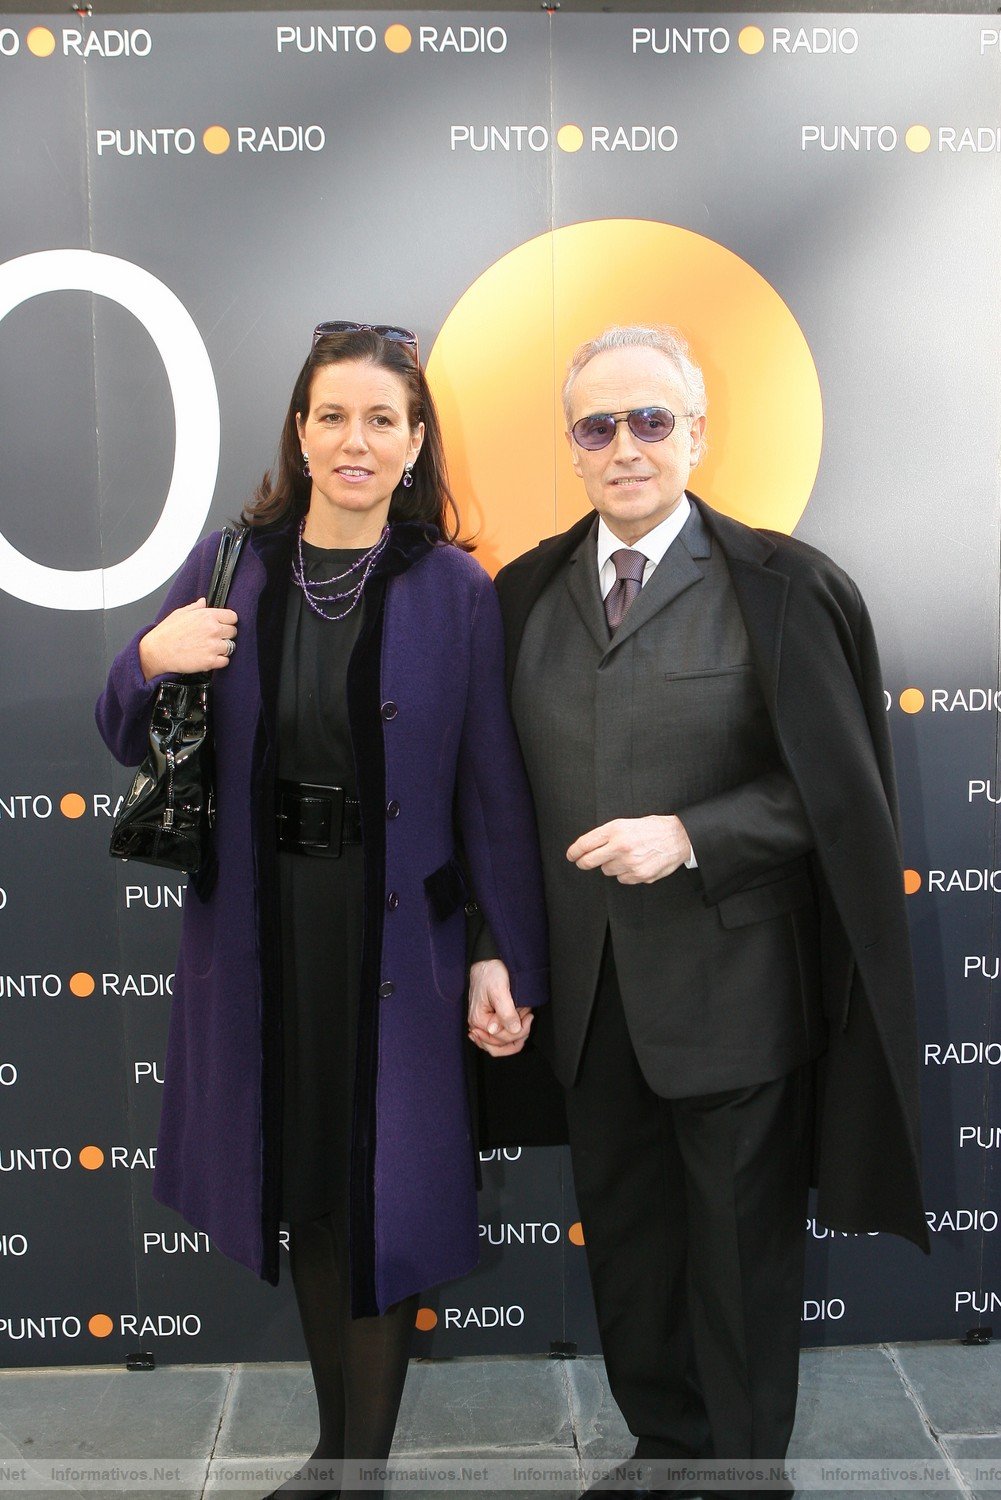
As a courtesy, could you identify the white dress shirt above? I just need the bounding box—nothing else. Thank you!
[595,496,699,869]
[596,495,692,601]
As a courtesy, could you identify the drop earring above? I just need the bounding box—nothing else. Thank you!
[402,462,414,489]
[302,452,311,478]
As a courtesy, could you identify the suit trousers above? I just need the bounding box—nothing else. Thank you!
[564,942,812,1483]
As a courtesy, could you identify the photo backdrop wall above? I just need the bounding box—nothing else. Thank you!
[0,9,999,1369]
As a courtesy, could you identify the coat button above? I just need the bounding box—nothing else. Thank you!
[381,701,398,721]
[464,901,479,916]
[386,799,400,819]
[378,980,395,999]
[387,892,399,911]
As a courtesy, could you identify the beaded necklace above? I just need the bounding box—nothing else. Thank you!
[291,518,391,621]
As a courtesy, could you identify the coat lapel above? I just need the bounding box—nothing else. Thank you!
[497,511,596,695]
[565,528,610,655]
[248,523,294,755]
[692,496,789,713]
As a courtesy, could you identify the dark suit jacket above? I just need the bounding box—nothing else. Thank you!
[507,500,823,1097]
[488,494,928,1252]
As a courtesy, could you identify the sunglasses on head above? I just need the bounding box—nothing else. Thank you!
[312,321,420,364]
[570,406,692,451]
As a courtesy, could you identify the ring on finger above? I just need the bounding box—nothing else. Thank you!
[224,638,235,658]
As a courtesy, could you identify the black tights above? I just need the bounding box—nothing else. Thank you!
[268,1212,418,1500]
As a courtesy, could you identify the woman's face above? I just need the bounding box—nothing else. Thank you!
[296,359,424,531]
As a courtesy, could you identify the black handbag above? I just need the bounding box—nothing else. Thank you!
[108,524,248,899]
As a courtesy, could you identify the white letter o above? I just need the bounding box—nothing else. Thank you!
[0,249,219,610]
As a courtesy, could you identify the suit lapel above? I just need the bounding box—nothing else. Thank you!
[497,494,791,706]
[605,503,710,653]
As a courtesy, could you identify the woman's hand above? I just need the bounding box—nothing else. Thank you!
[138,599,239,682]
[468,959,533,1057]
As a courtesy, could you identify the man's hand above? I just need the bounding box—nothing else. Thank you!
[567,815,692,885]
[468,958,533,1057]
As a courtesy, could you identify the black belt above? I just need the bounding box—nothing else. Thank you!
[277,780,363,858]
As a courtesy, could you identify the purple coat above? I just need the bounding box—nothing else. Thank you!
[96,521,548,1314]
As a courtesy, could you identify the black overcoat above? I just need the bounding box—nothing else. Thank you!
[490,495,929,1252]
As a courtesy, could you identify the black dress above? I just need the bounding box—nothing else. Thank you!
[278,543,367,1225]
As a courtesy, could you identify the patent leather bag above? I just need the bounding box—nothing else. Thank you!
[108,524,248,899]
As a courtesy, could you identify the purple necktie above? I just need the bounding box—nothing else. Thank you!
[604,549,646,633]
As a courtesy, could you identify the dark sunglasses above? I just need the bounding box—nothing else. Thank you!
[571,406,692,451]
[312,321,420,364]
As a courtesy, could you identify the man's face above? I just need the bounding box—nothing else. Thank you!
[565,346,706,545]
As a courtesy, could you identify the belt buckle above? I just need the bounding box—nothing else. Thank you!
[278,782,345,857]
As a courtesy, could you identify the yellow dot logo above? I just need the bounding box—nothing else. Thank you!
[89,1313,114,1338]
[427,220,823,573]
[738,26,766,55]
[899,689,925,715]
[79,1145,105,1170]
[69,972,96,998]
[557,125,584,154]
[384,24,412,54]
[414,1307,437,1331]
[202,125,230,156]
[26,27,56,57]
[60,793,86,819]
[568,1221,585,1246]
[903,869,922,895]
[905,126,931,154]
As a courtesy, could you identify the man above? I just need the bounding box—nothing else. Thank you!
[469,326,927,1493]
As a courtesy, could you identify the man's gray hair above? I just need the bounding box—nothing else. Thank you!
[562,325,708,460]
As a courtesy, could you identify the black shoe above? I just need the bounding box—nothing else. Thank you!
[582,1461,705,1499]
[265,1490,339,1499]
[264,1457,341,1499]
[581,1458,689,1498]
[584,1490,702,1500]
[264,1490,339,1499]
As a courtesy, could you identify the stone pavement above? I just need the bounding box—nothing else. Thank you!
[0,1342,998,1498]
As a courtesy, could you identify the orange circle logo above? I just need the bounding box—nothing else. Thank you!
[384,24,412,54]
[202,125,231,155]
[899,688,925,714]
[69,972,96,997]
[905,125,931,154]
[414,1307,438,1331]
[903,869,922,895]
[79,1145,105,1170]
[26,27,56,57]
[60,793,86,819]
[89,1313,114,1338]
[557,124,584,153]
[427,220,823,574]
[567,1221,585,1246]
[738,26,766,55]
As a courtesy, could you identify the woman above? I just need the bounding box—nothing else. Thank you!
[96,324,548,1499]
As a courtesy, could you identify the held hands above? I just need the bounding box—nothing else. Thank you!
[567,815,692,885]
[468,959,533,1057]
[138,600,239,682]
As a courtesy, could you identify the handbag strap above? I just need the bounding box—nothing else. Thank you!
[205,524,249,610]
